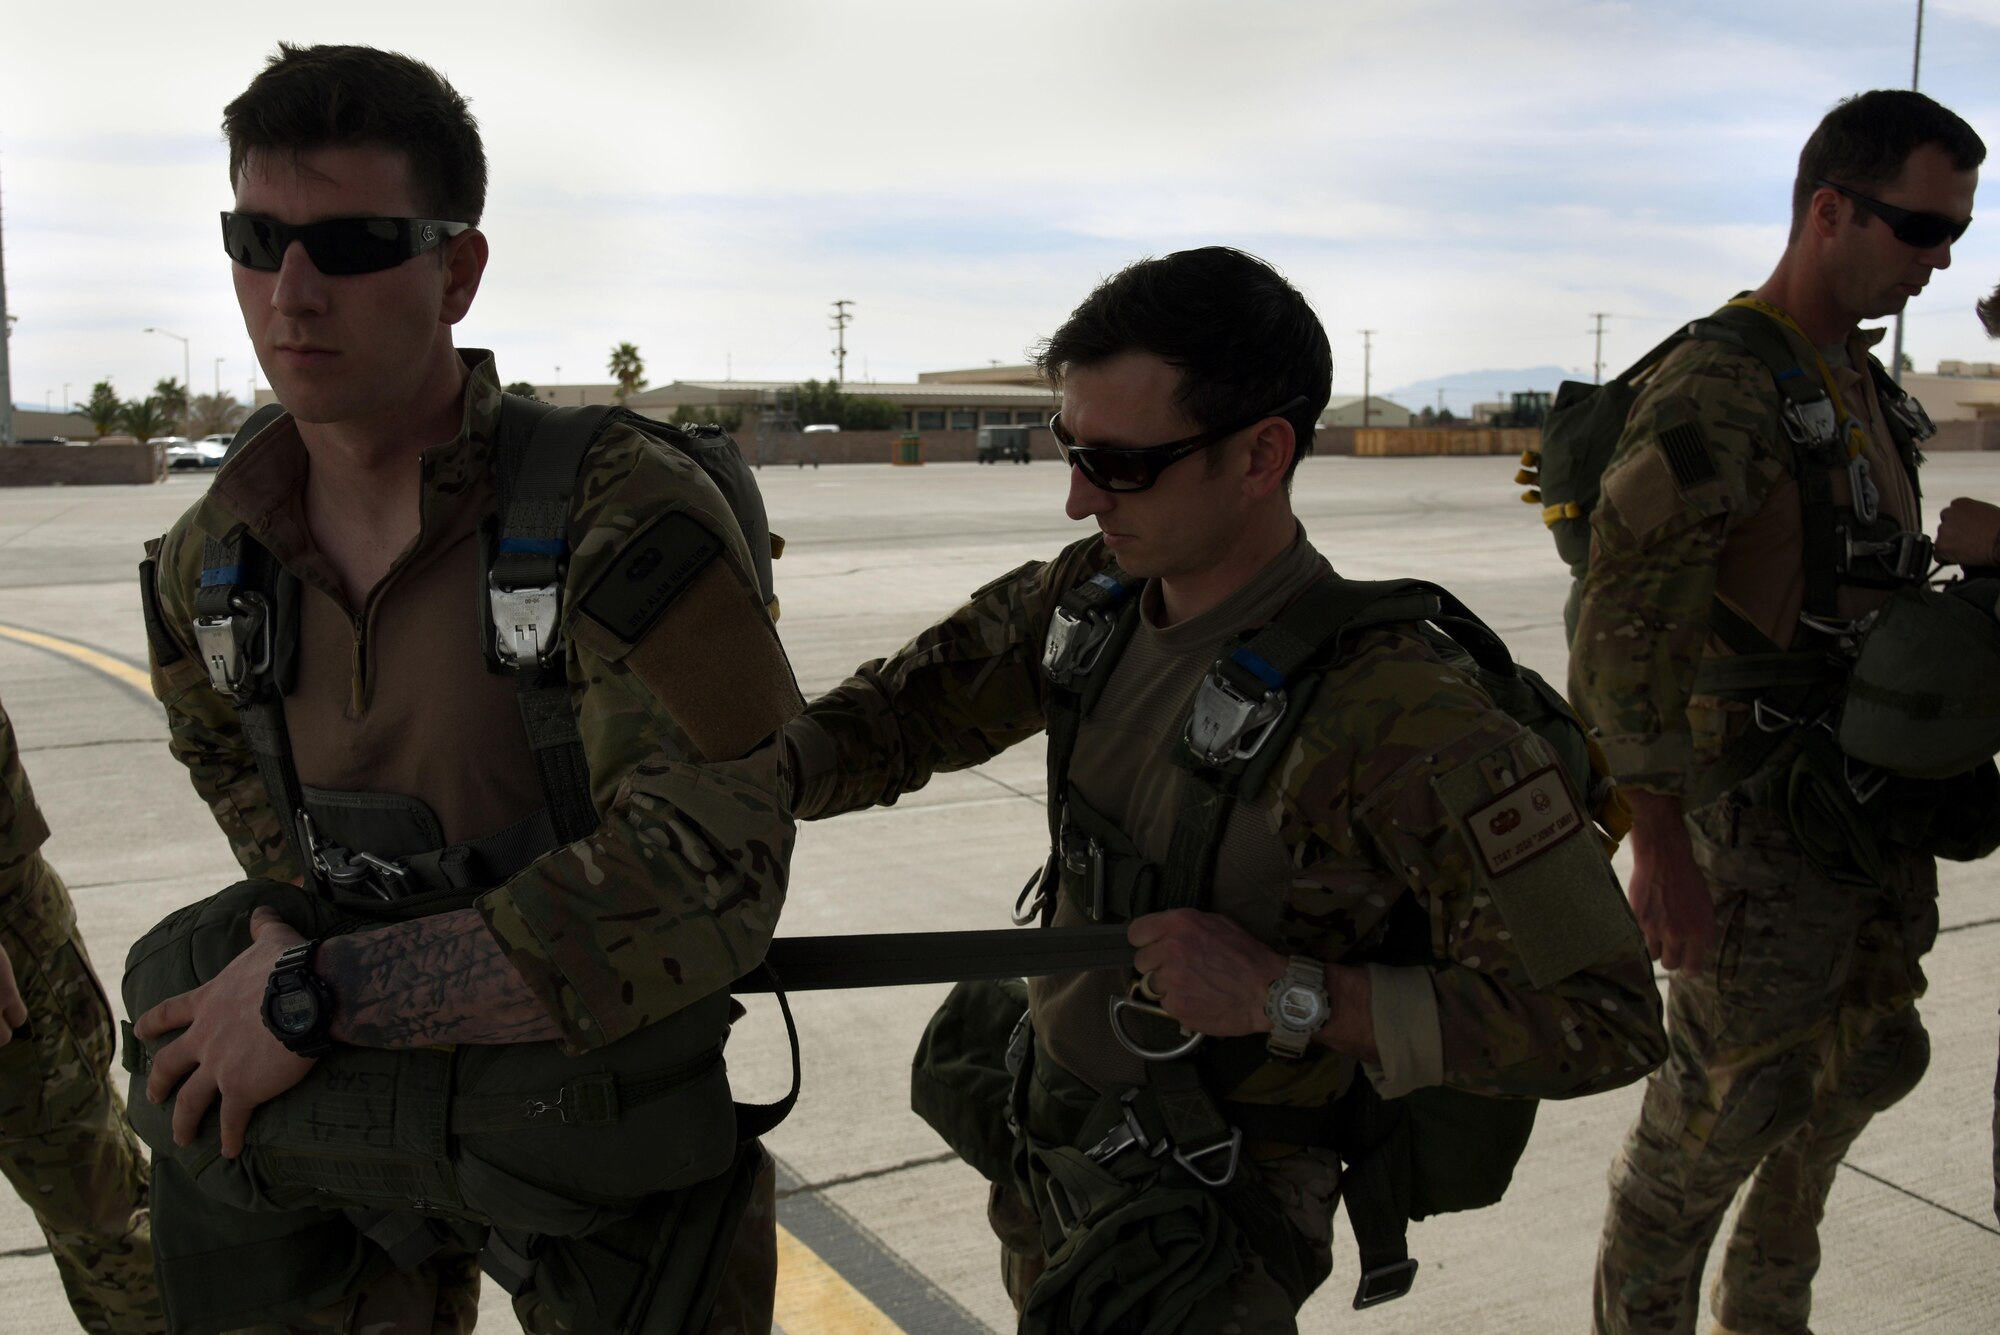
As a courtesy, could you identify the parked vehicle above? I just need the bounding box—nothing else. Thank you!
[164,437,228,470]
[802,423,841,434]
[14,436,77,446]
[976,424,1033,464]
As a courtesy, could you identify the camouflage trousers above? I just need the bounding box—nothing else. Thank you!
[1593,794,1938,1335]
[0,855,161,1334]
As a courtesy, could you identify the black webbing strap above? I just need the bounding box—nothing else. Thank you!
[737,925,1135,991]
[222,403,288,465]
[491,396,615,845]
[196,533,314,881]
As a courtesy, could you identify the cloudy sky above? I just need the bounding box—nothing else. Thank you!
[6,0,2000,416]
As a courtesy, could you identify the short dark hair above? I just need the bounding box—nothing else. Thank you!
[1035,247,1332,482]
[1792,90,1984,239]
[224,44,487,224]
[1980,283,2000,338]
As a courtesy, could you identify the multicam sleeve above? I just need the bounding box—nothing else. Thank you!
[143,526,300,881]
[785,537,1114,820]
[1280,632,1666,1100]
[0,694,53,895]
[476,428,804,1053]
[1568,343,1790,794]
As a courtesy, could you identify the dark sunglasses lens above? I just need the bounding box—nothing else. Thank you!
[1073,448,1155,492]
[1893,214,1963,249]
[222,214,287,270]
[306,219,408,275]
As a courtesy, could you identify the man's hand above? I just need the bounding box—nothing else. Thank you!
[0,941,26,1046]
[1935,496,2000,568]
[1128,909,1286,1038]
[132,906,315,1158]
[1623,790,1713,975]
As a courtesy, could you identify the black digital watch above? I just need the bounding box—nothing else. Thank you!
[261,939,335,1059]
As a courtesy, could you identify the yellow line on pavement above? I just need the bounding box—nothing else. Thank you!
[0,623,153,694]
[774,1225,907,1334]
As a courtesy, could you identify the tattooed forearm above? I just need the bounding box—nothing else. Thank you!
[318,908,563,1047]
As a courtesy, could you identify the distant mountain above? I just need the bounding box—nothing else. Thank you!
[1381,366,1577,415]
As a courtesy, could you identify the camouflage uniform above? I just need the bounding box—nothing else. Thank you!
[0,694,162,1333]
[142,354,798,1333]
[1573,334,1937,1335]
[790,530,1667,1331]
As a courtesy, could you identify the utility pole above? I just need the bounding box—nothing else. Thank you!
[830,299,854,385]
[1893,0,1925,384]
[214,357,225,397]
[1590,313,1609,384]
[144,327,192,403]
[1359,330,1375,430]
[0,159,13,447]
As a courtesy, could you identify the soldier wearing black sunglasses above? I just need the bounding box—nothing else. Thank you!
[1580,89,1985,1335]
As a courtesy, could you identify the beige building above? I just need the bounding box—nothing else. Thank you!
[629,376,1056,433]
[1905,364,2000,421]
[1321,395,1414,429]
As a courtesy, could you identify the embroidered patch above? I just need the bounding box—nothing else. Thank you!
[1657,421,1716,489]
[580,512,723,644]
[1463,764,1584,878]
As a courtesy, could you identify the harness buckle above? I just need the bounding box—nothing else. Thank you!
[1841,528,1934,582]
[1848,454,1879,524]
[1751,699,1798,733]
[192,593,272,702]
[1084,1094,1162,1168]
[1184,667,1287,768]
[1844,755,1889,806]
[1353,1258,1421,1309]
[1781,396,1840,447]
[1172,1127,1243,1189]
[1012,861,1050,926]
[1107,993,1205,1062]
[489,581,562,673]
[1886,387,1936,442]
[1042,603,1119,688]
[297,812,410,900]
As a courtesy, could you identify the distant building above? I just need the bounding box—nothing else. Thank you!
[1320,395,1414,429]
[1907,363,2000,421]
[629,376,1055,433]
[6,409,93,441]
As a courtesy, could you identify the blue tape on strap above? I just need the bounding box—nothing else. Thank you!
[1088,571,1130,601]
[200,565,242,588]
[1231,647,1286,689]
[498,537,567,556]
[1775,368,1803,382]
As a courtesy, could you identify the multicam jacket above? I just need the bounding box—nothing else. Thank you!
[790,533,1666,1103]
[145,353,801,1053]
[1570,329,1917,796]
[0,694,53,908]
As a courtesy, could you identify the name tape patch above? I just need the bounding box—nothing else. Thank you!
[1464,763,1584,878]
[580,512,724,644]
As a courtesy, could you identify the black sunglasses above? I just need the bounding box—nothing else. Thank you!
[1814,178,1971,250]
[220,212,473,275]
[1050,395,1310,493]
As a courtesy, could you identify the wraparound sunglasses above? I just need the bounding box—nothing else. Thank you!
[1050,395,1310,493]
[221,212,473,275]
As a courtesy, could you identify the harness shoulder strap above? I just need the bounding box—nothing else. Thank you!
[222,403,288,465]
[488,396,618,845]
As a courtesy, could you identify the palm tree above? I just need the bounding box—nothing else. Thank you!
[117,396,175,442]
[84,380,122,436]
[608,343,647,403]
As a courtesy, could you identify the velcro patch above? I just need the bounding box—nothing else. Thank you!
[1462,764,1584,878]
[1657,422,1717,489]
[580,513,722,644]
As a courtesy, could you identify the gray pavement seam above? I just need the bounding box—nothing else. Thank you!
[1838,1162,2000,1237]
[774,1151,961,1202]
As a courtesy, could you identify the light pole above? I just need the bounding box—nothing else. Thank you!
[213,357,225,397]
[61,383,69,414]
[143,326,191,401]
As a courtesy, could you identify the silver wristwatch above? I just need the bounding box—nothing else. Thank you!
[1263,956,1330,1059]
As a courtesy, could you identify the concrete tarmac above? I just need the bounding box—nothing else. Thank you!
[0,454,1995,1333]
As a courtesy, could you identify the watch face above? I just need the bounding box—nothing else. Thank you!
[271,988,318,1035]
[1277,986,1324,1029]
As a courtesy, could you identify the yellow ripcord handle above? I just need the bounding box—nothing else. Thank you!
[1723,297,1868,459]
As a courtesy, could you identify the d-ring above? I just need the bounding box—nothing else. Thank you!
[1107,995,1204,1061]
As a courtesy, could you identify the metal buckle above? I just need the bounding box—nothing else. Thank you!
[490,582,562,672]
[1848,454,1879,524]
[1752,699,1798,732]
[1844,755,1889,806]
[1352,1257,1421,1309]
[1107,993,1205,1061]
[1084,1094,1162,1168]
[192,593,272,701]
[1888,388,1936,441]
[1044,1176,1085,1241]
[1184,670,1287,768]
[1172,1128,1243,1189]
[521,1087,571,1124]
[296,811,410,900]
[1781,396,1839,447]
[1841,528,1933,581]
[1041,604,1118,688]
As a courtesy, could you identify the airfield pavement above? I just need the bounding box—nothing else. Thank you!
[0,452,1996,1333]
